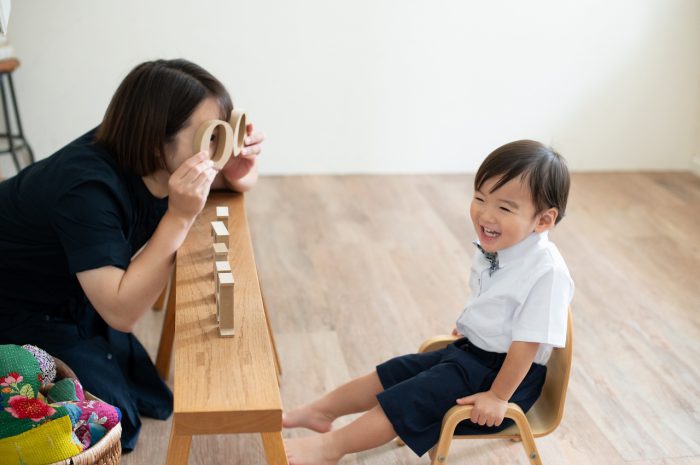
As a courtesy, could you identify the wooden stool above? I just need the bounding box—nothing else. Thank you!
[0,58,34,172]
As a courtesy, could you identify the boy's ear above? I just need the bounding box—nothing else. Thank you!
[534,208,558,232]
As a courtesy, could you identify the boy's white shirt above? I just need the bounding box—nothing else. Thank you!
[455,231,574,365]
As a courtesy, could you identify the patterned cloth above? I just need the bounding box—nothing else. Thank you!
[0,344,121,465]
[20,345,56,388]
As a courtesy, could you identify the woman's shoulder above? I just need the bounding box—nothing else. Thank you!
[54,129,120,177]
[28,129,131,196]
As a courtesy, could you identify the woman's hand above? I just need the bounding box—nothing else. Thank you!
[168,151,218,222]
[455,390,509,427]
[218,123,264,191]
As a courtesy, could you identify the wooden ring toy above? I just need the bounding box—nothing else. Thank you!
[193,119,234,169]
[229,109,247,157]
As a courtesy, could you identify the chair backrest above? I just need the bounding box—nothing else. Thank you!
[529,306,573,436]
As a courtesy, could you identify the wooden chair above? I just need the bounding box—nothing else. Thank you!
[416,307,573,465]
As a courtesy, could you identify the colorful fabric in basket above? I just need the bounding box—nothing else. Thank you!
[55,399,121,450]
[47,377,85,403]
[0,415,82,465]
[0,344,121,465]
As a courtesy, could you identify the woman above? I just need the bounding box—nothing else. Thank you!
[0,59,264,450]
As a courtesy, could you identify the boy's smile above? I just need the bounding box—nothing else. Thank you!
[470,175,556,253]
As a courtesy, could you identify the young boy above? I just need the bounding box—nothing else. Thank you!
[283,140,574,465]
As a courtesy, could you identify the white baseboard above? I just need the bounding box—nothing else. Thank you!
[692,156,700,177]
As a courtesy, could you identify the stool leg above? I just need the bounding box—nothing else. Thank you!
[7,73,34,164]
[0,75,20,173]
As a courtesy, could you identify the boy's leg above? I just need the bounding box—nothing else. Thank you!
[286,405,396,465]
[283,371,383,432]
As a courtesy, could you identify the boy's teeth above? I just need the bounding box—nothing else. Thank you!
[483,227,499,237]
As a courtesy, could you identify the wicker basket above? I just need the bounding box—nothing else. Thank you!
[46,392,122,465]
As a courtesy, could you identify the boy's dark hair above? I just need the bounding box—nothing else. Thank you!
[95,59,233,176]
[475,140,570,224]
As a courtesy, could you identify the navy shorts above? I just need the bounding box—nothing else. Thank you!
[376,338,546,457]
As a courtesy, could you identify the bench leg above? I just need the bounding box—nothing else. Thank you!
[153,280,169,311]
[261,285,282,377]
[165,425,191,465]
[261,432,289,465]
[156,267,177,380]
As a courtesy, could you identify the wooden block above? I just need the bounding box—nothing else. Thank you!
[211,221,229,246]
[218,272,235,337]
[214,261,232,312]
[216,206,229,227]
[216,206,230,229]
[215,260,231,274]
[212,242,228,260]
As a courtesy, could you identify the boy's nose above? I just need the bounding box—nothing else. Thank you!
[480,206,497,223]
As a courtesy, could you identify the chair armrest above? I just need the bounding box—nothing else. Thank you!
[418,335,460,353]
[438,403,528,437]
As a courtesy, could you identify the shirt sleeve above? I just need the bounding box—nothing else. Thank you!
[51,180,132,274]
[511,266,573,347]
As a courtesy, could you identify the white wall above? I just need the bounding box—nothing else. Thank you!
[3,0,700,176]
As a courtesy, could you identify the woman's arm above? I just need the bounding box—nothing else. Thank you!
[76,152,216,332]
[455,341,540,427]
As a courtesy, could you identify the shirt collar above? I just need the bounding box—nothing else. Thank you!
[473,231,548,267]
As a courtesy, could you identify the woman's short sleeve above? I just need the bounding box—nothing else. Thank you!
[51,180,132,274]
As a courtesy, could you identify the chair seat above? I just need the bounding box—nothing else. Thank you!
[0,58,19,73]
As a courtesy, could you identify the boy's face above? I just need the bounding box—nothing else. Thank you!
[470,175,557,253]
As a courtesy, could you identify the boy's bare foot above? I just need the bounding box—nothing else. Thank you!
[283,405,334,433]
[286,435,340,465]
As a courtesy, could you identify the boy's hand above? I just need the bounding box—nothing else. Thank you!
[451,328,462,337]
[455,390,508,427]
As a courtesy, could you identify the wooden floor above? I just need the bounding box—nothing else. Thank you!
[127,172,700,465]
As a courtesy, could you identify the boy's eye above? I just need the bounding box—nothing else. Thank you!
[474,196,484,202]
[500,207,511,213]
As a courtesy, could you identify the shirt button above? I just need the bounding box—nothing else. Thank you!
[106,353,113,360]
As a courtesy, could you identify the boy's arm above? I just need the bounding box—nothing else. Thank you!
[455,341,539,427]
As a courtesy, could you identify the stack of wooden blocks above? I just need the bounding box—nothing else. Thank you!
[211,206,234,337]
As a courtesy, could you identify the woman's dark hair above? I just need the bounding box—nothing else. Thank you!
[475,140,570,224]
[95,59,233,176]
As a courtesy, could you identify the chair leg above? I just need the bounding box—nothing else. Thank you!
[428,446,437,462]
[6,74,34,164]
[0,75,20,173]
[431,412,463,465]
[509,409,543,465]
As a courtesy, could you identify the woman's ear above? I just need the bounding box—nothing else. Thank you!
[534,208,558,232]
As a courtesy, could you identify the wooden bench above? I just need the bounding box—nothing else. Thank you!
[156,192,287,465]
